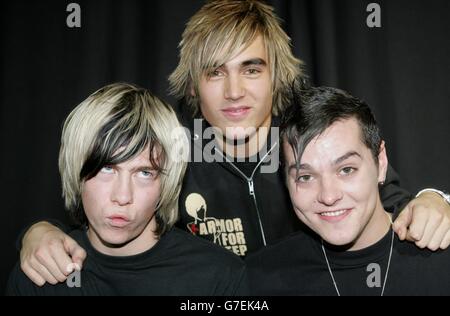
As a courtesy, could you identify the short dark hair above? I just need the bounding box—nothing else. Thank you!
[282,86,382,170]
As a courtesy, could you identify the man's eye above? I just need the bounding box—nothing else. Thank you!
[245,68,261,75]
[139,170,155,179]
[340,167,356,176]
[208,69,223,77]
[101,166,114,174]
[296,174,312,183]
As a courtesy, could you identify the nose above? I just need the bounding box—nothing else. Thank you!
[224,73,245,101]
[317,177,343,206]
[111,173,133,206]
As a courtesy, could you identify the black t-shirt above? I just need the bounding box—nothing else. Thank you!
[7,228,246,296]
[246,226,450,296]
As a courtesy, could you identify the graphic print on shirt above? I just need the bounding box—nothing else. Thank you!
[185,193,248,256]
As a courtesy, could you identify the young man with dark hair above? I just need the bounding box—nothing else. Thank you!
[247,87,450,295]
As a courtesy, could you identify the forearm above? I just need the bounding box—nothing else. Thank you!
[16,219,70,251]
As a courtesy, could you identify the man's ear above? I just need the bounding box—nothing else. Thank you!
[190,84,196,97]
[377,140,388,183]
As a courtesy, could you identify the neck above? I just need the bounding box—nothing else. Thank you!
[87,218,158,257]
[348,201,392,251]
[215,117,272,159]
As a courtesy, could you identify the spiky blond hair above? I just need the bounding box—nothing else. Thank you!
[169,0,303,116]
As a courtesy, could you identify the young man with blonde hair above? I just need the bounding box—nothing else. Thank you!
[19,0,450,287]
[8,83,245,295]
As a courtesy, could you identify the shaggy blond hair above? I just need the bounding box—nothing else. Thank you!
[59,83,187,235]
[169,0,303,116]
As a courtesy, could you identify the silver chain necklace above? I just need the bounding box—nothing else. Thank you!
[321,228,395,296]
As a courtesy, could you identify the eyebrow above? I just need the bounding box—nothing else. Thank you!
[113,164,155,173]
[288,163,311,173]
[241,58,267,67]
[210,58,267,72]
[287,151,362,173]
[333,151,362,166]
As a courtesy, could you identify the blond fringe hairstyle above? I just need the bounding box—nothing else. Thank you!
[169,0,303,116]
[59,83,188,236]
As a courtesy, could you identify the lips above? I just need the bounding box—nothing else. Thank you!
[317,208,353,223]
[221,106,251,120]
[107,215,130,227]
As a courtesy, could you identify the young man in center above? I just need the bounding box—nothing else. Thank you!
[19,0,450,287]
[168,1,304,255]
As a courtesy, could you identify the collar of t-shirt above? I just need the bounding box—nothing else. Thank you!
[321,228,393,267]
[74,228,171,270]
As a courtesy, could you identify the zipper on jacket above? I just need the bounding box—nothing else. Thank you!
[247,179,266,246]
[214,142,278,247]
[248,180,255,195]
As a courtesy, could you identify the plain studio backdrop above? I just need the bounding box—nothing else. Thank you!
[1,0,449,292]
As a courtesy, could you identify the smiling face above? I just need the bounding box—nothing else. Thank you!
[284,118,390,250]
[82,147,161,256]
[196,35,273,142]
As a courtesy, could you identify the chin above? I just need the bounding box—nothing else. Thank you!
[100,231,132,247]
[324,237,353,247]
[223,129,251,140]
[321,230,357,247]
[222,133,251,146]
